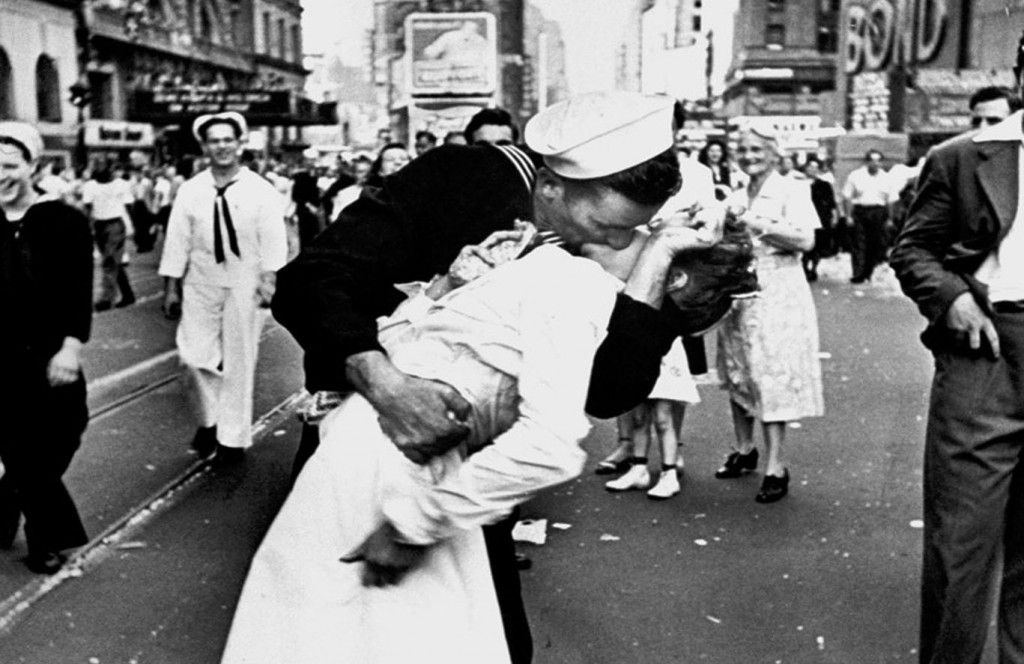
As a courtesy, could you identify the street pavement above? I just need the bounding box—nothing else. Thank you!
[0,254,997,663]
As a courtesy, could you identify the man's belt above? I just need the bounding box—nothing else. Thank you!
[852,204,886,209]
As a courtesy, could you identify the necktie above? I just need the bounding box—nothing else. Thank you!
[213,181,240,264]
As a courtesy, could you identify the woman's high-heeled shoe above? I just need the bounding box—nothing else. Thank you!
[594,443,633,475]
[714,448,759,479]
[755,469,790,503]
[594,457,632,475]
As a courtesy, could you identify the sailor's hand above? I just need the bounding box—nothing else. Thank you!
[256,272,276,308]
[47,338,82,387]
[339,521,428,587]
[346,352,471,464]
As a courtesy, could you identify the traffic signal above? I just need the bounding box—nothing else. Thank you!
[69,81,92,109]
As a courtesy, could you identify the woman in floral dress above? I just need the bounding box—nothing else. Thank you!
[714,129,824,503]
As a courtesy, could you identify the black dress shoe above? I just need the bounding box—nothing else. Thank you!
[94,301,113,312]
[191,426,218,457]
[115,296,136,308]
[514,552,532,570]
[755,470,790,504]
[714,448,759,479]
[25,551,67,574]
[212,444,246,466]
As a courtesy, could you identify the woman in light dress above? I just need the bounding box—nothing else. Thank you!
[220,220,707,664]
[713,129,824,503]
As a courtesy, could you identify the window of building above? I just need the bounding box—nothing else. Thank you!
[277,18,286,59]
[291,24,301,63]
[88,70,113,119]
[35,55,61,123]
[818,25,837,52]
[693,0,702,7]
[199,6,213,41]
[820,0,839,11]
[766,23,785,48]
[147,0,166,23]
[0,48,12,120]
[263,12,271,54]
[691,15,701,32]
[768,0,784,11]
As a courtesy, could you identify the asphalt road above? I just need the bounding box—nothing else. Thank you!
[0,256,995,664]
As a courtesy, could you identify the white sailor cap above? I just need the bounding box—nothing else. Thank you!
[524,92,675,179]
[192,111,248,143]
[0,121,44,162]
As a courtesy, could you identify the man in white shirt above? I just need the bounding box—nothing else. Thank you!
[159,112,288,464]
[842,149,893,283]
[890,33,1024,664]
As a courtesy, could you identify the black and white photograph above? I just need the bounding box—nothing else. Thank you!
[0,0,1022,662]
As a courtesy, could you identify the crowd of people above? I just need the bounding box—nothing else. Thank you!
[1,42,1023,662]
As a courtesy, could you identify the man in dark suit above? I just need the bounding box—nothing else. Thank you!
[890,37,1024,664]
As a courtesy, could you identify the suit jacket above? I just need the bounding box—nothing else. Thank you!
[890,112,1021,352]
[272,143,680,418]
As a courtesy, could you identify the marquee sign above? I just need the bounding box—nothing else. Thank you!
[844,0,957,75]
[131,90,293,124]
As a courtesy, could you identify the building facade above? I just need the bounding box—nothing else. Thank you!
[838,0,1017,162]
[723,0,840,124]
[0,0,81,159]
[641,0,711,101]
[252,0,308,151]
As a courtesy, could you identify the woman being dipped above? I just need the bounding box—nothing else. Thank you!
[714,129,824,503]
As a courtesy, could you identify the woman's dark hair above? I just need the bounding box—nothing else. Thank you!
[697,140,728,168]
[366,142,408,187]
[565,147,681,206]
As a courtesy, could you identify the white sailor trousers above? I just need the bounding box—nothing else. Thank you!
[177,281,264,449]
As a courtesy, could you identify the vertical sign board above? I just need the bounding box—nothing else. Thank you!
[843,0,966,132]
[405,12,498,97]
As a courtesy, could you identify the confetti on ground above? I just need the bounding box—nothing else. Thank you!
[817,351,832,359]
[706,615,721,624]
[789,422,802,429]
[115,541,147,550]
[512,519,547,545]
[909,519,924,529]
[273,429,286,437]
[599,533,621,542]
[551,522,572,530]
[817,636,825,650]
[144,464,156,471]
[694,539,708,546]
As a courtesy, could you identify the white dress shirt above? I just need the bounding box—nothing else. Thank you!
[81,179,129,220]
[842,166,893,207]
[158,167,288,287]
[973,110,1024,303]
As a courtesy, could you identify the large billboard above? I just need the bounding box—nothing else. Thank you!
[405,12,498,97]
